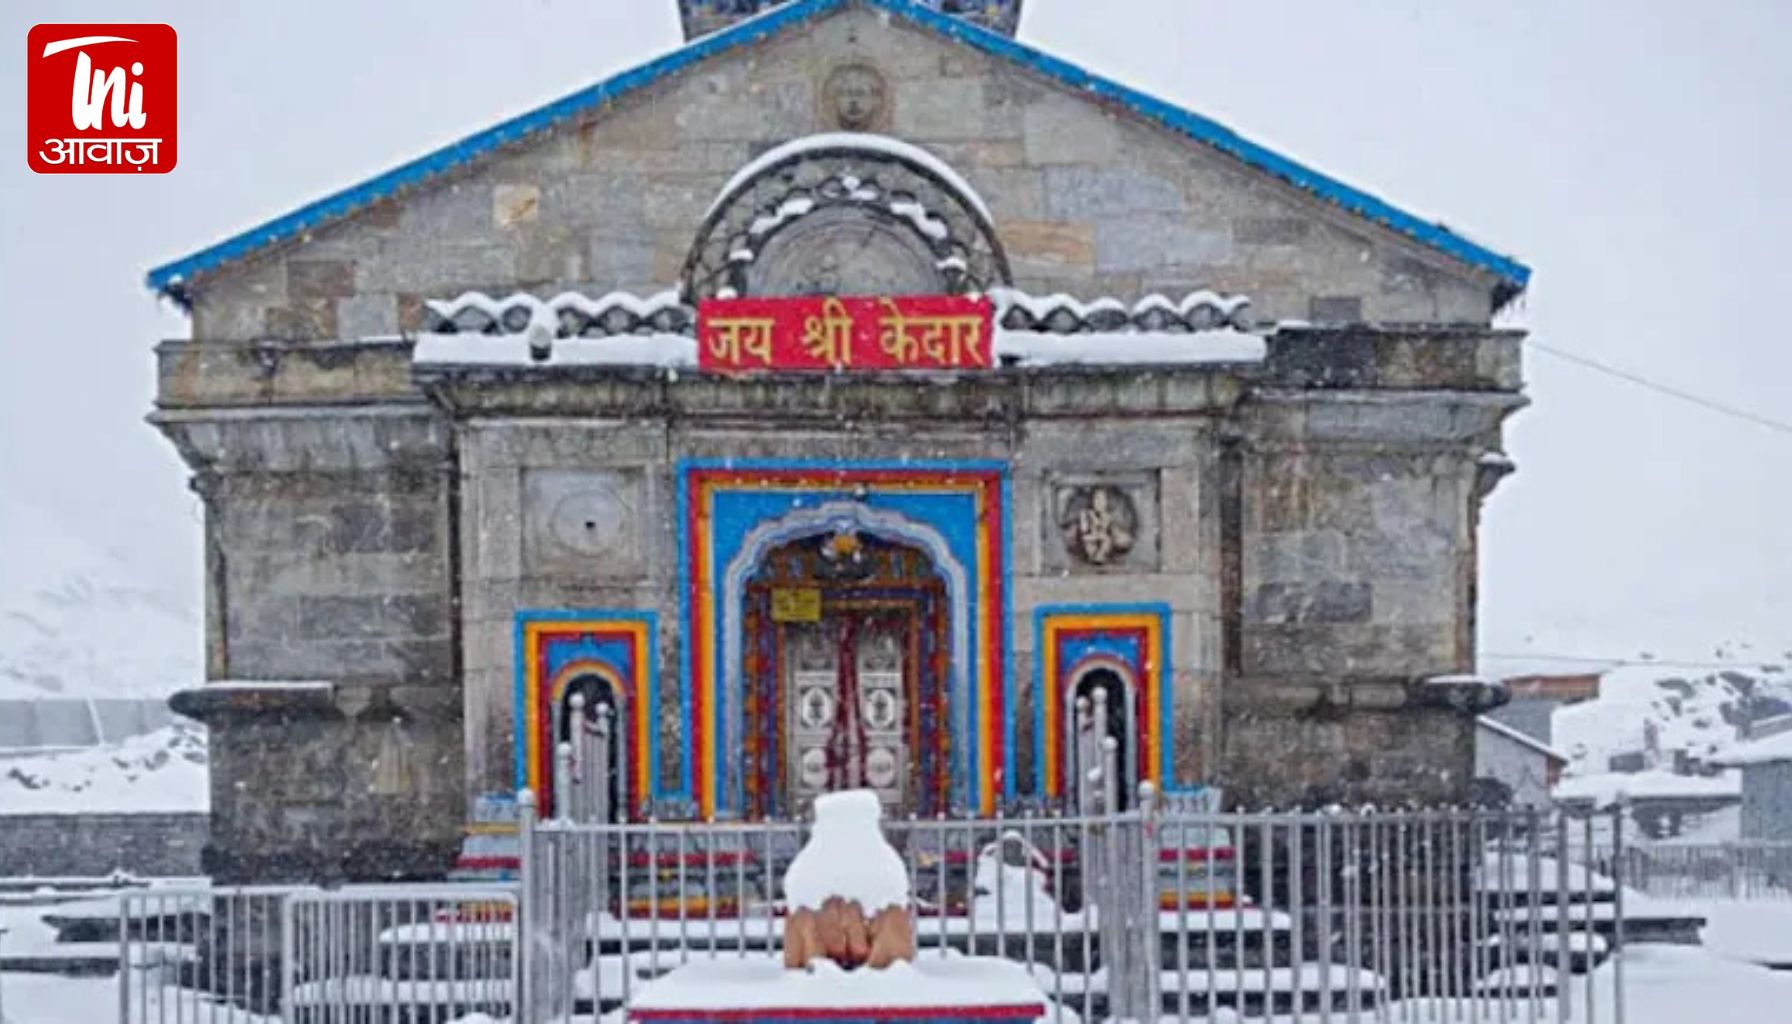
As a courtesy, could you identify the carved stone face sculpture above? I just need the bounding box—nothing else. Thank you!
[825,63,887,130]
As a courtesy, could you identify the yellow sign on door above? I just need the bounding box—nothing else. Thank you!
[771,587,822,623]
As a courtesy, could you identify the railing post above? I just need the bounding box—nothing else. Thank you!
[554,743,574,825]
[110,898,122,1024]
[279,890,299,1024]
[1613,797,1628,1024]
[1137,781,1161,1019]
[569,693,588,822]
[1556,809,1573,1023]
[517,788,539,1024]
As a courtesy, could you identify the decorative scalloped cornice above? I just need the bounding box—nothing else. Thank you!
[422,287,1253,340]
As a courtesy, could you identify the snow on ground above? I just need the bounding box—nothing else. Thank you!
[1571,943,1792,1024]
[0,970,121,1024]
[0,722,207,814]
[1699,900,1792,965]
[0,902,62,960]
[3,942,1792,1024]
[1552,768,1740,806]
[0,500,199,701]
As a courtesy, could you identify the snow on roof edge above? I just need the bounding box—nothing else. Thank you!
[411,326,1266,369]
[708,132,995,223]
[1711,730,1792,767]
[144,0,1530,300]
[1476,715,1568,763]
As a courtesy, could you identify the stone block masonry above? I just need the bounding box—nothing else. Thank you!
[0,813,209,878]
[179,6,1501,349]
[145,0,1529,874]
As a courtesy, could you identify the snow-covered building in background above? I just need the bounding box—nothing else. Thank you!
[1540,663,1792,839]
[1480,661,1603,749]
[1474,716,1566,808]
[1714,721,1792,841]
[142,0,1530,881]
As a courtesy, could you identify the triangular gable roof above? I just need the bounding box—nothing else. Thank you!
[145,0,1531,305]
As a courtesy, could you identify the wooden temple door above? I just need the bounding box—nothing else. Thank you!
[786,611,908,814]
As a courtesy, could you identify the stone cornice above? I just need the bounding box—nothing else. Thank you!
[153,325,1524,432]
[416,363,1255,422]
[1265,325,1526,392]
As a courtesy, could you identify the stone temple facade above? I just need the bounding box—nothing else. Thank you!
[151,0,1527,881]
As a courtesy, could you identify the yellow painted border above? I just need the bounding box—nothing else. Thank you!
[520,618,653,816]
[1039,610,1166,799]
[689,471,1004,817]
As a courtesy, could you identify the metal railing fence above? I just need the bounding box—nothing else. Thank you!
[118,885,299,1023]
[1585,839,1792,901]
[281,885,518,1024]
[517,794,1627,1024]
[103,802,1628,1023]
[519,799,1160,1021]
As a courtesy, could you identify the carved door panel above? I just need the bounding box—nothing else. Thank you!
[856,616,906,810]
[785,614,907,815]
[788,622,838,811]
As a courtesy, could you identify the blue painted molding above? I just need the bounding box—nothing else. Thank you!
[145,0,1528,299]
[1032,601,1205,796]
[674,456,1014,812]
[511,608,662,800]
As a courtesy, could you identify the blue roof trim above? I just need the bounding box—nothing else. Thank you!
[887,0,1530,290]
[146,0,1529,296]
[144,0,841,294]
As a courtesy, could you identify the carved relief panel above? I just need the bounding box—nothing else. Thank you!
[1042,473,1160,573]
[521,468,647,579]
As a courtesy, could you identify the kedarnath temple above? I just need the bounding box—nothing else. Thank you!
[152,0,1527,880]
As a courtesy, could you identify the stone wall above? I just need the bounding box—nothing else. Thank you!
[200,704,461,882]
[437,337,1517,809]
[0,813,209,878]
[449,374,1233,804]
[1740,761,1792,841]
[155,408,465,881]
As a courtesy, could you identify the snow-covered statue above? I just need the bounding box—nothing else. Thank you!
[781,790,917,970]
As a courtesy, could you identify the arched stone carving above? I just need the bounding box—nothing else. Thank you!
[684,134,1011,300]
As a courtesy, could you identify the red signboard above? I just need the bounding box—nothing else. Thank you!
[697,295,993,373]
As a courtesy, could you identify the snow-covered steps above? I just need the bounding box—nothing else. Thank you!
[284,975,514,1024]
[1054,962,1390,1018]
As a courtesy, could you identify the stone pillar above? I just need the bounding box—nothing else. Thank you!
[158,408,465,882]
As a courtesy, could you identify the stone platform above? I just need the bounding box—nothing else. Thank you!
[627,957,1045,1024]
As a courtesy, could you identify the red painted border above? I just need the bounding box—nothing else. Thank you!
[631,1005,1046,1022]
[685,465,1008,814]
[1051,625,1149,793]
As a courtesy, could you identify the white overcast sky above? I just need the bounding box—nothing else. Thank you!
[1,0,1787,670]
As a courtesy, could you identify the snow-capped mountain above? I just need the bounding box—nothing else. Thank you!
[0,722,208,813]
[0,499,201,700]
[1554,663,1792,775]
